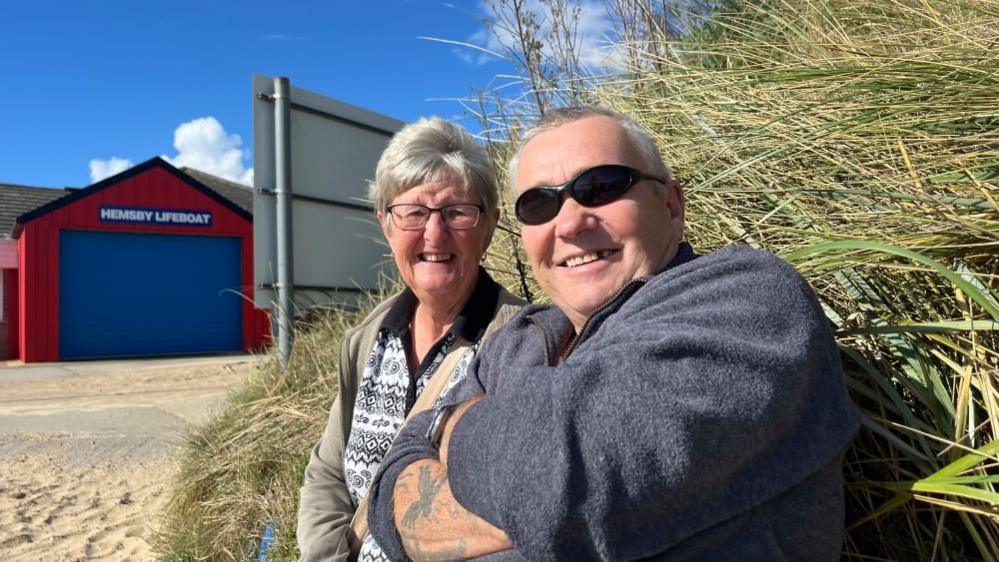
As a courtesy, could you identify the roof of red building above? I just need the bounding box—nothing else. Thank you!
[3,158,254,238]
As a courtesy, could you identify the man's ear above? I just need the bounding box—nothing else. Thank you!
[667,180,684,215]
[666,179,685,234]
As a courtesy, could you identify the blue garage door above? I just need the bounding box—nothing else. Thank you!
[59,230,243,359]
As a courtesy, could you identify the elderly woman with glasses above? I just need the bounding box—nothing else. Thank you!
[297,117,524,561]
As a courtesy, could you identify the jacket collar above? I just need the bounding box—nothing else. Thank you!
[528,241,699,361]
[381,267,501,343]
[663,241,697,273]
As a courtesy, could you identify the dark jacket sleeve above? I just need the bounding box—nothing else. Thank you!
[365,354,491,558]
[365,409,440,561]
[446,248,859,560]
[364,291,525,559]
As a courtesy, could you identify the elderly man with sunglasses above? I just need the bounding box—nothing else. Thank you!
[363,107,859,561]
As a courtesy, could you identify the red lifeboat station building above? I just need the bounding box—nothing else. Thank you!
[2,157,269,363]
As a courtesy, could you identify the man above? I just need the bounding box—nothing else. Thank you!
[363,107,859,561]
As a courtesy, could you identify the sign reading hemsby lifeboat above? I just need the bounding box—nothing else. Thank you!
[99,206,213,227]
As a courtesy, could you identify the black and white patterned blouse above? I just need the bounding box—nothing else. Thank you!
[343,272,501,562]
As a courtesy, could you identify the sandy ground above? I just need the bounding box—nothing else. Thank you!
[0,355,261,561]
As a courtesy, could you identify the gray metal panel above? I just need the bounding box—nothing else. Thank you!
[293,202,388,282]
[253,75,278,309]
[289,110,397,201]
[253,75,404,309]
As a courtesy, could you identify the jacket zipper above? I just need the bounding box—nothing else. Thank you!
[560,278,647,362]
[529,316,554,366]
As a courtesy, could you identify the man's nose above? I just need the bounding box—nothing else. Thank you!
[553,196,596,238]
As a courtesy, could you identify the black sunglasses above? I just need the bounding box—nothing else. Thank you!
[514,164,665,225]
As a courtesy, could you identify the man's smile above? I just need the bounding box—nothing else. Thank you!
[559,249,617,268]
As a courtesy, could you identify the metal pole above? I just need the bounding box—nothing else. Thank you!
[274,77,294,367]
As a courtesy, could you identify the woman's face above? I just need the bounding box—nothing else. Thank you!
[380,178,495,306]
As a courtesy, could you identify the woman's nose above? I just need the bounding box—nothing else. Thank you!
[422,209,449,238]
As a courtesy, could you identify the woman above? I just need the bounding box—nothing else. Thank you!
[297,117,524,561]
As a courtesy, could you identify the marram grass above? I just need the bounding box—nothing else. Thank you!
[156,1,997,560]
[485,0,998,558]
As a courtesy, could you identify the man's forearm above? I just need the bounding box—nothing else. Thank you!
[393,459,510,560]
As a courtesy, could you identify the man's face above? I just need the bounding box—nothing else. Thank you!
[515,115,684,330]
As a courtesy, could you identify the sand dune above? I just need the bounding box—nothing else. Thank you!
[0,356,259,561]
[1,455,163,560]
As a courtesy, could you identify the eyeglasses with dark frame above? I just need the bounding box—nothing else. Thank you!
[514,164,665,225]
[386,203,484,230]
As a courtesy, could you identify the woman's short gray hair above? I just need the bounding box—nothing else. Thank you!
[508,106,672,191]
[370,117,498,220]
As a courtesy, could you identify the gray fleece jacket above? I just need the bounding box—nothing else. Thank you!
[367,243,860,561]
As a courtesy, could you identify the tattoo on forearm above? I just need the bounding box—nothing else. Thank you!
[398,463,502,560]
[402,536,468,562]
[401,464,446,530]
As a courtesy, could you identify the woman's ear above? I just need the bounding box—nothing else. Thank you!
[479,208,501,257]
[378,211,392,241]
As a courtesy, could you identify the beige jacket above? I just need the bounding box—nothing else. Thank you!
[297,279,524,561]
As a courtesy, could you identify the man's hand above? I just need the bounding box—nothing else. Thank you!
[393,397,512,560]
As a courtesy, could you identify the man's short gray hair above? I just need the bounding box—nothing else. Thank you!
[508,106,672,191]
[371,117,498,219]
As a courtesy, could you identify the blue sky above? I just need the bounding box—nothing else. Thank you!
[0,1,540,189]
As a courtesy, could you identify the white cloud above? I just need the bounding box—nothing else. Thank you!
[451,28,493,65]
[89,157,133,183]
[572,2,625,69]
[458,1,622,69]
[163,117,253,186]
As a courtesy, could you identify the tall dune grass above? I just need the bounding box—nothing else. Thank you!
[477,0,998,558]
[156,1,996,560]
